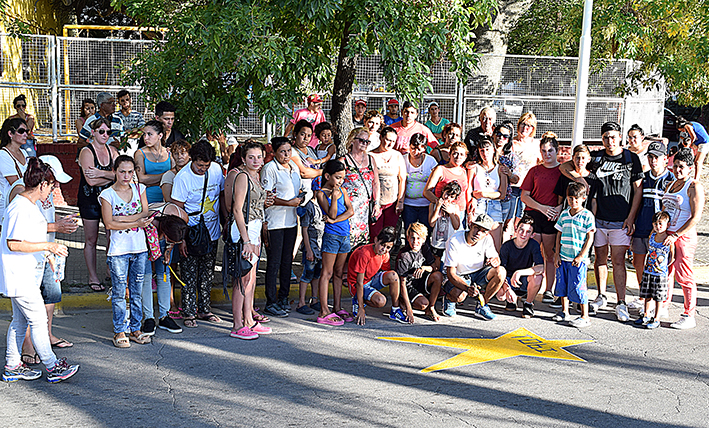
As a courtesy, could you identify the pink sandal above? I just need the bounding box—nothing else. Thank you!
[317,313,344,326]
[336,309,354,323]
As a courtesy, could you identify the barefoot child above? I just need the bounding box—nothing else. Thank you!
[429,181,462,266]
[552,182,596,328]
[396,223,444,321]
[316,160,355,325]
[634,211,673,329]
[349,227,411,325]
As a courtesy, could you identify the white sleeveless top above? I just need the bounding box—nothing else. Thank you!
[662,178,693,232]
[472,164,501,195]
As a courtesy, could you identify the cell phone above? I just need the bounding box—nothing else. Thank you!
[298,191,307,200]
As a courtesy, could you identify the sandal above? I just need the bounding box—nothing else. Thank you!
[90,283,105,292]
[51,338,74,348]
[197,313,222,323]
[335,309,354,323]
[316,313,344,326]
[253,313,270,323]
[129,331,151,344]
[183,317,198,328]
[113,333,130,348]
[21,353,40,365]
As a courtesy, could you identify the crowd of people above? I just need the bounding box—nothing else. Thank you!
[0,92,706,384]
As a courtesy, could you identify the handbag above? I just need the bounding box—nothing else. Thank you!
[222,172,254,296]
[186,170,214,257]
[347,153,379,225]
[138,185,162,262]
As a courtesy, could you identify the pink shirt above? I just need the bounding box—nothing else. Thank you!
[291,108,326,147]
[391,121,437,155]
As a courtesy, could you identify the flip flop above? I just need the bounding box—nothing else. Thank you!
[197,313,222,323]
[51,338,73,348]
[335,309,354,323]
[90,283,105,292]
[316,313,344,326]
[183,317,198,328]
[21,353,40,365]
[253,313,270,323]
[129,331,151,344]
[113,333,130,348]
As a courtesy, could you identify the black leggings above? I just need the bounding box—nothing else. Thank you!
[265,226,298,305]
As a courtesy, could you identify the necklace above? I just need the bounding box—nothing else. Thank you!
[146,147,163,163]
[409,153,423,168]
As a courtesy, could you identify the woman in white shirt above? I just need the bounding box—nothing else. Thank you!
[261,137,303,318]
[0,117,29,226]
[403,133,437,231]
[1,158,79,383]
[100,155,152,348]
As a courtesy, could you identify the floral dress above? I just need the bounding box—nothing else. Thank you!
[342,153,375,247]
[499,151,519,202]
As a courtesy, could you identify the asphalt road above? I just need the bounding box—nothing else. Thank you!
[1,294,707,428]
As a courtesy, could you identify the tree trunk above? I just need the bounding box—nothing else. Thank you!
[330,21,357,157]
[471,0,535,95]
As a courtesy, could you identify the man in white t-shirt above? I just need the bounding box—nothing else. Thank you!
[170,140,225,327]
[442,214,506,320]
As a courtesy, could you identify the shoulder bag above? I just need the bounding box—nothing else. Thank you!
[186,170,214,257]
[223,172,254,296]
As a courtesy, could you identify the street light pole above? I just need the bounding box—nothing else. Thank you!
[572,0,594,147]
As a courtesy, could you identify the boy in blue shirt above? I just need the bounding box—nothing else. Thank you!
[553,182,596,328]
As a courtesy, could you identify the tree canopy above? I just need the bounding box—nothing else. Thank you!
[507,0,709,107]
[113,0,497,137]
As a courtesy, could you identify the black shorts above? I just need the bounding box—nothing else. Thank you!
[431,247,444,258]
[526,210,557,235]
[406,272,430,301]
[78,199,102,220]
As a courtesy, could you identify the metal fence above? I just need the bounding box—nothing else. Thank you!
[1,34,664,143]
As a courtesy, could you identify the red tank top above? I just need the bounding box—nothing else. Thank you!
[434,166,469,212]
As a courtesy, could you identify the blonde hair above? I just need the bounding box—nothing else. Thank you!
[517,112,537,138]
[572,144,590,157]
[346,127,369,152]
[407,222,428,239]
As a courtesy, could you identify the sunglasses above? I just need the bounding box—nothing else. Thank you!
[355,137,371,145]
[13,128,28,134]
[495,132,511,139]
[95,129,109,135]
[15,104,26,108]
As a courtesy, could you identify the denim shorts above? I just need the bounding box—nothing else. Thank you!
[443,266,492,293]
[476,198,503,223]
[555,260,588,304]
[508,187,525,220]
[40,262,61,304]
[300,258,322,283]
[362,271,386,301]
[321,233,351,254]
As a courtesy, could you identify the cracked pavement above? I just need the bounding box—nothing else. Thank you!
[0,292,707,428]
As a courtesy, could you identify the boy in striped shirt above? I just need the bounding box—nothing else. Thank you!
[553,182,596,328]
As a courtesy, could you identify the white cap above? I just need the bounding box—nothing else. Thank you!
[227,136,238,146]
[39,155,73,183]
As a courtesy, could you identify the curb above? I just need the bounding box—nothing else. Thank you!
[3,267,709,313]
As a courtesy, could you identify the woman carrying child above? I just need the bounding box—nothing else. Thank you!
[315,160,355,326]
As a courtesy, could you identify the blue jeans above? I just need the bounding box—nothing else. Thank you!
[402,205,430,233]
[108,252,148,334]
[142,240,171,320]
[300,258,322,284]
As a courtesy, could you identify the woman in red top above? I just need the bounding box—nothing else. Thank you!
[520,132,562,301]
[424,142,471,217]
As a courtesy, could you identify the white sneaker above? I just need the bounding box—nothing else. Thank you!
[569,316,591,328]
[615,303,630,322]
[656,306,670,320]
[671,314,696,330]
[627,298,644,311]
[589,295,607,314]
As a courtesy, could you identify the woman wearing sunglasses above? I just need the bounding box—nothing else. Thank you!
[0,117,30,228]
[77,118,119,292]
[8,94,36,157]
[493,121,520,236]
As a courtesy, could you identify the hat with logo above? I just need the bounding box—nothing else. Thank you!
[387,99,399,106]
[307,94,323,104]
[470,214,495,231]
[355,99,367,107]
[647,141,667,157]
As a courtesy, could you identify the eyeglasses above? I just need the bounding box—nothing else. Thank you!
[495,132,511,139]
[14,128,28,134]
[521,123,533,128]
[15,104,26,108]
[95,129,109,135]
[354,137,371,145]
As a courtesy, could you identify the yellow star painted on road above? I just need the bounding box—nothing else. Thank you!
[378,327,593,373]
[203,194,217,214]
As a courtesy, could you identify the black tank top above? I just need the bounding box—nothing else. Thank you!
[77,144,114,204]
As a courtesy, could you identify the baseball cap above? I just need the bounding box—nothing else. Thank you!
[96,92,114,106]
[428,101,439,108]
[470,214,495,231]
[387,99,399,106]
[355,99,367,107]
[39,155,72,183]
[307,94,323,104]
[647,141,667,157]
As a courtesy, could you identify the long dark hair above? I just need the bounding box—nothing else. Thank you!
[0,117,28,148]
[24,157,55,188]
